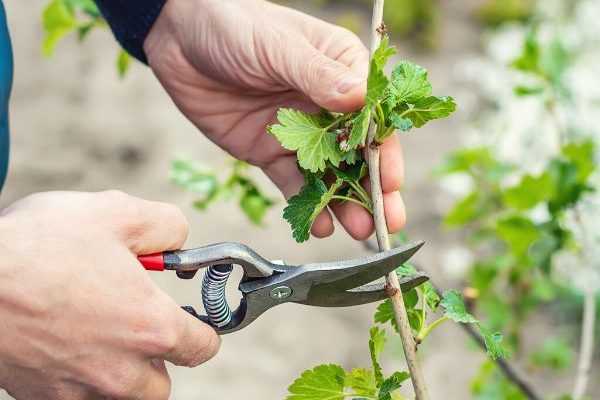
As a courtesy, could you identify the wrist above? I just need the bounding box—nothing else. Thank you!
[143,0,194,65]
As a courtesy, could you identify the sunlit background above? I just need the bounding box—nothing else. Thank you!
[2,0,599,399]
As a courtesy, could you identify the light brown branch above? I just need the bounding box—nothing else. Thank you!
[572,286,596,399]
[366,1,429,398]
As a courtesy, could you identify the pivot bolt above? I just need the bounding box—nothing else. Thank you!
[270,286,292,300]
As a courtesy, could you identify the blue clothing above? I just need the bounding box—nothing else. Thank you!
[95,0,166,63]
[0,0,12,190]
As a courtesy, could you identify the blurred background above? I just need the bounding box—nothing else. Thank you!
[2,0,599,398]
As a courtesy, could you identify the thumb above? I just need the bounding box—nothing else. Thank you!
[163,305,221,367]
[280,42,366,112]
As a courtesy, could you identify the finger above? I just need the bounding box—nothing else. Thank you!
[332,187,406,239]
[263,156,335,239]
[275,40,366,113]
[383,191,407,233]
[163,307,221,368]
[378,134,405,193]
[95,190,190,255]
[330,200,373,240]
[131,360,171,400]
[311,209,334,238]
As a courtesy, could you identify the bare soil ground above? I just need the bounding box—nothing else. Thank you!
[1,1,597,399]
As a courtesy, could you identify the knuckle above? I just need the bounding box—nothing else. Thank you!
[100,189,134,205]
[137,305,180,356]
[161,203,189,248]
[97,367,141,399]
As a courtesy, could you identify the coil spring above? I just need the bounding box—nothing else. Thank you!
[202,264,234,327]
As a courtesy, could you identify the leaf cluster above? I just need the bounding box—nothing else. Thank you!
[270,36,456,242]
[374,264,507,360]
[42,0,131,77]
[286,327,410,400]
[171,159,274,226]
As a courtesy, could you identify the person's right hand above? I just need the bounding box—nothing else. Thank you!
[0,191,220,400]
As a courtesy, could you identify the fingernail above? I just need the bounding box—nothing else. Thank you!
[337,75,365,94]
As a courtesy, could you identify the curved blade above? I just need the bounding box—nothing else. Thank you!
[297,241,425,306]
[298,273,429,307]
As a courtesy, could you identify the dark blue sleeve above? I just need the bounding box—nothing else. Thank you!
[93,0,167,64]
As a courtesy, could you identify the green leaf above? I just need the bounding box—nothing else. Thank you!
[422,282,441,311]
[404,288,419,309]
[283,176,342,243]
[346,368,377,397]
[390,114,413,132]
[386,62,432,106]
[374,300,398,333]
[42,0,78,56]
[511,29,541,75]
[471,360,525,399]
[395,263,417,277]
[503,173,554,210]
[496,215,540,258]
[378,372,410,400]
[240,188,273,226]
[367,36,396,106]
[440,290,478,324]
[540,38,569,83]
[435,147,510,178]
[117,49,131,78]
[513,85,544,97]
[400,96,456,128]
[348,107,371,149]
[562,140,595,183]
[479,325,508,360]
[369,326,386,385]
[530,337,573,370]
[170,159,219,203]
[65,0,100,16]
[269,109,343,173]
[444,192,480,227]
[286,364,346,400]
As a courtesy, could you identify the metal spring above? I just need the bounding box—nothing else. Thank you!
[202,264,234,328]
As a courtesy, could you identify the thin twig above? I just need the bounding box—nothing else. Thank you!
[572,287,596,399]
[363,239,543,399]
[365,1,429,398]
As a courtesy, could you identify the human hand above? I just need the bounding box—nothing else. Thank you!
[0,191,219,400]
[144,0,406,240]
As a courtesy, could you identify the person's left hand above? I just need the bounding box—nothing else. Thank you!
[144,0,406,240]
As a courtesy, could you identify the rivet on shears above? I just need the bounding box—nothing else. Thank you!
[270,286,292,300]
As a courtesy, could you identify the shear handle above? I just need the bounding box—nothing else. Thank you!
[138,242,283,278]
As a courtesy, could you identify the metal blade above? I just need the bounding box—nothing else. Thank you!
[298,273,429,307]
[296,241,425,306]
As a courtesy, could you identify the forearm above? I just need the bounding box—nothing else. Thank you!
[93,0,167,63]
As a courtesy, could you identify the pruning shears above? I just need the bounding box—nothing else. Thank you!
[138,241,427,334]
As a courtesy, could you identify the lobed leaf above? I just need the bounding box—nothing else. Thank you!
[440,290,478,324]
[346,368,377,398]
[385,62,432,106]
[269,109,343,173]
[283,176,342,242]
[378,372,410,400]
[400,96,456,128]
[369,326,386,385]
[286,364,346,400]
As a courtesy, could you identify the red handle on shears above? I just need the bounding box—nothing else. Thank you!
[138,253,166,271]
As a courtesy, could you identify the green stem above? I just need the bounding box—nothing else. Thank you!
[331,195,373,213]
[416,316,450,343]
[348,181,373,210]
[375,102,386,137]
[325,114,351,131]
